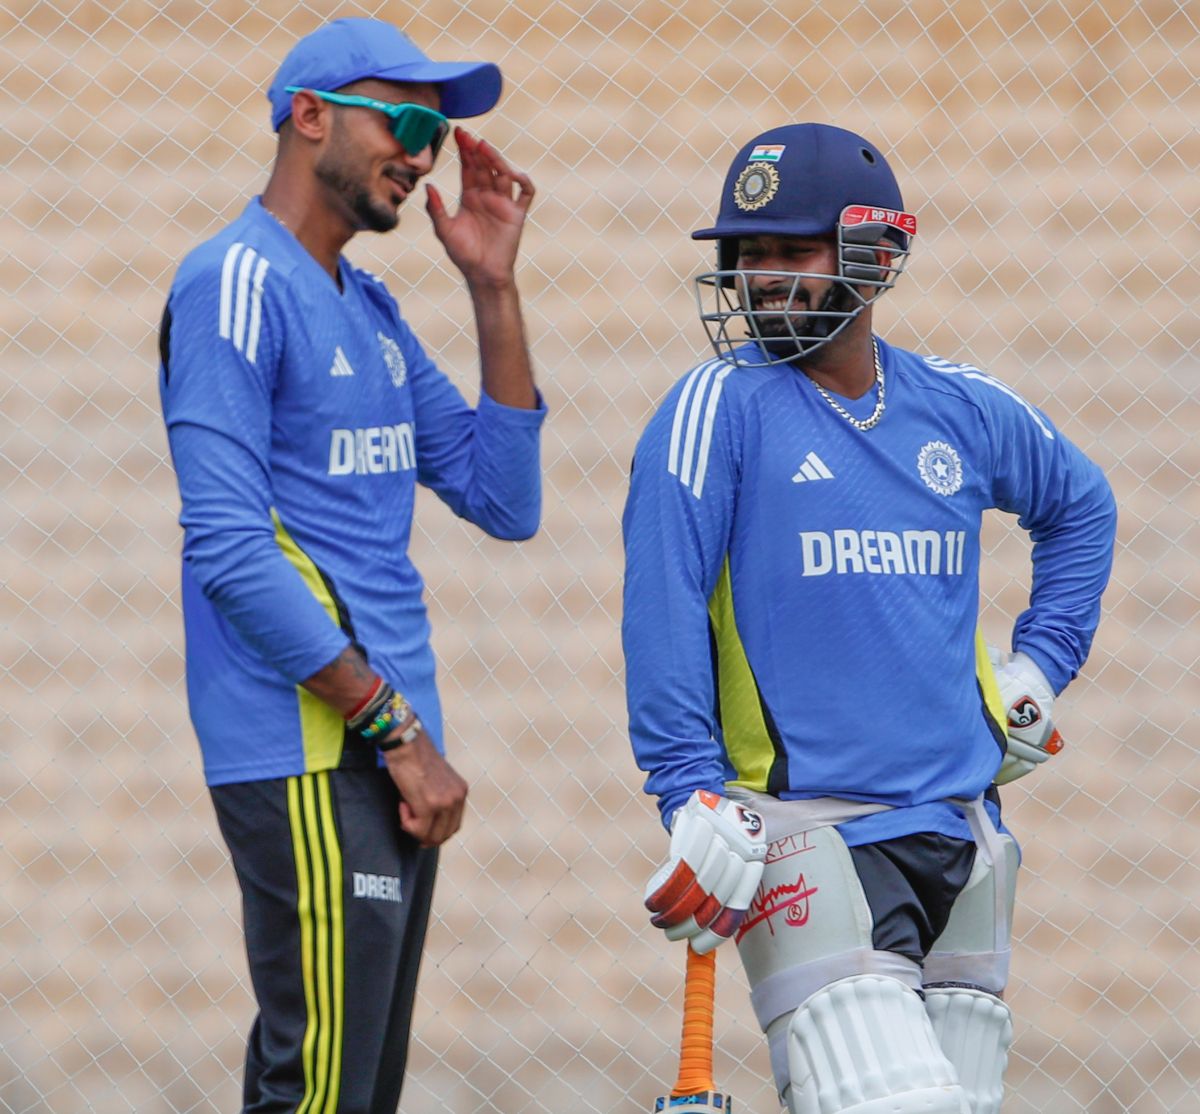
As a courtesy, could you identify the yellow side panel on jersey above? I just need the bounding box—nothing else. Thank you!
[975,629,1009,739]
[287,773,346,1114]
[707,558,774,792]
[273,509,345,772]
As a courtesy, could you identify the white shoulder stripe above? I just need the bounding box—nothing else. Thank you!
[231,246,257,353]
[690,366,733,498]
[679,362,720,486]
[924,355,1054,441]
[667,360,715,477]
[218,242,242,340]
[217,243,271,365]
[961,371,1054,440]
[666,359,733,498]
[245,255,270,364]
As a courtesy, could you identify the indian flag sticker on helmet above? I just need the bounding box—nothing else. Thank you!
[748,144,785,162]
[734,163,780,211]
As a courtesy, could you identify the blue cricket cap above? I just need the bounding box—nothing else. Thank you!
[693,124,906,265]
[267,18,502,130]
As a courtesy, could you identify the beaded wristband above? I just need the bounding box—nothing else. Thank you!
[358,691,410,741]
[358,691,423,753]
[345,682,421,750]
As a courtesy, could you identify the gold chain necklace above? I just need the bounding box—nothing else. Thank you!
[811,337,886,432]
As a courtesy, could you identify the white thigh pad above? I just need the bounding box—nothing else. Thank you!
[786,975,969,1114]
[737,824,877,991]
[924,987,1012,1114]
[924,834,1019,994]
[737,822,926,1094]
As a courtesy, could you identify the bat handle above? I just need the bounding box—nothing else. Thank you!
[672,943,716,1096]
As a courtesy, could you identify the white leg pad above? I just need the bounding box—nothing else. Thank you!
[786,975,969,1114]
[924,987,1012,1114]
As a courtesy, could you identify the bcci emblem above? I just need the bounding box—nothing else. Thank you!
[376,331,407,388]
[917,440,963,496]
[733,163,780,212]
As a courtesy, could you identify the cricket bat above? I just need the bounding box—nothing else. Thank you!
[652,944,732,1112]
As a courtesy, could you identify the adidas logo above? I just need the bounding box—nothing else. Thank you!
[792,451,834,483]
[329,346,355,377]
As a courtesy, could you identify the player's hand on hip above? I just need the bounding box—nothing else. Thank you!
[425,127,535,288]
[382,729,468,847]
[989,647,1064,785]
[644,790,766,955]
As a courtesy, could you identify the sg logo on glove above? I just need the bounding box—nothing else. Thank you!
[1008,695,1044,732]
[736,800,763,836]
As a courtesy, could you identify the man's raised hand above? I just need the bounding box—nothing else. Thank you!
[425,127,535,287]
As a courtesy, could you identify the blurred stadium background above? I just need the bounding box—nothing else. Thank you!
[2,1,1198,1110]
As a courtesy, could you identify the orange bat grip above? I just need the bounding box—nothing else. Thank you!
[671,944,716,1096]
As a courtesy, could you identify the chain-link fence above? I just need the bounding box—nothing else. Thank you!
[2,1,1197,1111]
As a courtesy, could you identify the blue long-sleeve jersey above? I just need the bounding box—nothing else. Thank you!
[622,338,1116,846]
[159,198,546,786]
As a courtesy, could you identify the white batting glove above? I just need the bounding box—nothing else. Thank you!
[990,647,1064,785]
[644,790,767,954]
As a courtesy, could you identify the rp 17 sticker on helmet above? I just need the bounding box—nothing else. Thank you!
[840,204,918,237]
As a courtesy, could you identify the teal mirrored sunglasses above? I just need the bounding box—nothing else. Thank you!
[285,87,451,160]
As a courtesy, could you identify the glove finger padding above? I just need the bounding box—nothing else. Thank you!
[647,817,741,929]
[686,847,769,953]
[660,855,765,943]
[645,790,766,949]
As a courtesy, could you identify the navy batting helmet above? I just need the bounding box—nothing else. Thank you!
[692,123,917,365]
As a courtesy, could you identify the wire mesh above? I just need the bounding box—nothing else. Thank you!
[1,1,1197,1111]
